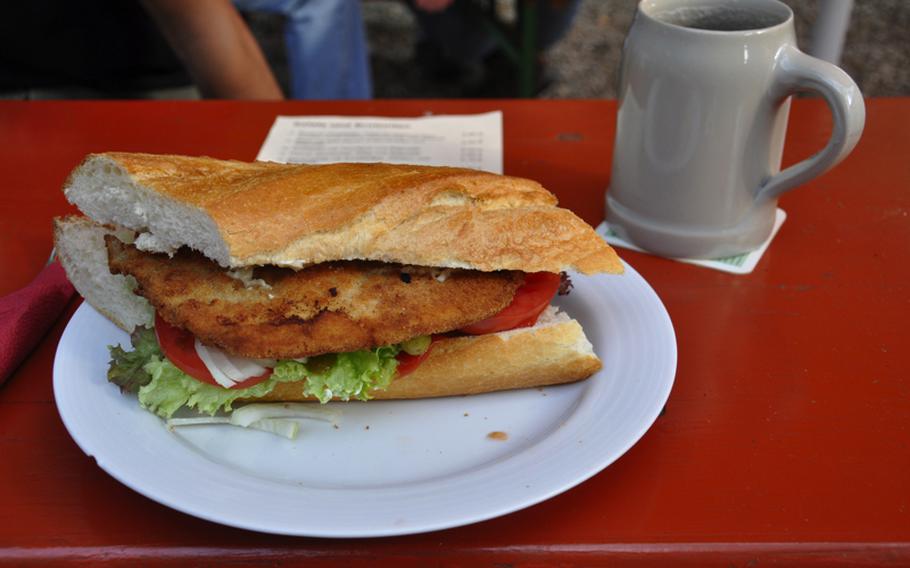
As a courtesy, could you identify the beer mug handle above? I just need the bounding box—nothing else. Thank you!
[756,45,865,203]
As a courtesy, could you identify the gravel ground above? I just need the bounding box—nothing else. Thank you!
[250,1,910,98]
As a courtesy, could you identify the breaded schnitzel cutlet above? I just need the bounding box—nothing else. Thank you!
[105,236,523,359]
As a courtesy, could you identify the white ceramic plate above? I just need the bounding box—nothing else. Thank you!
[54,261,675,537]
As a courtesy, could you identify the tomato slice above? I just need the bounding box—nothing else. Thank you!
[154,314,272,389]
[395,338,437,377]
[459,272,561,335]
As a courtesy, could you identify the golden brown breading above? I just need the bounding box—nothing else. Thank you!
[105,237,522,358]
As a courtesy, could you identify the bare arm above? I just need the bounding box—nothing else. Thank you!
[141,0,283,99]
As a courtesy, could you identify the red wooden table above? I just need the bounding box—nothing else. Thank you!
[1,99,907,566]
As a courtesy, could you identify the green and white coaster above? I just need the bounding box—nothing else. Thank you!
[597,208,787,275]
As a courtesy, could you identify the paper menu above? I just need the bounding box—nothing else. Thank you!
[256,112,503,174]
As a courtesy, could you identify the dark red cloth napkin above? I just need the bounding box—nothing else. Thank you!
[0,260,75,385]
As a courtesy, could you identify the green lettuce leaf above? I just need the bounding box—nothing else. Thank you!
[107,327,161,393]
[271,360,309,382]
[106,328,405,418]
[140,357,277,418]
[295,345,401,404]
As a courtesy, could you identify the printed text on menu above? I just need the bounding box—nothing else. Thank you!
[256,112,503,174]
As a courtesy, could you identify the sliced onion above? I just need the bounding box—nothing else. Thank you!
[194,339,270,388]
[164,403,341,440]
[248,419,300,439]
[194,339,236,388]
[166,416,231,427]
[165,416,299,440]
[230,403,340,428]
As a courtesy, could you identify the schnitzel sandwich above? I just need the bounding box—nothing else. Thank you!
[54,152,623,419]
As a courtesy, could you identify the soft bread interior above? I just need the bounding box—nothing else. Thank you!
[54,216,153,332]
[62,154,230,264]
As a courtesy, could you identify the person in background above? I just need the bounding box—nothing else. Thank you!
[233,0,372,99]
[0,0,281,99]
[144,0,283,99]
[409,0,582,95]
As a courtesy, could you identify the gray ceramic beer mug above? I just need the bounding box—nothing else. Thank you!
[606,0,865,259]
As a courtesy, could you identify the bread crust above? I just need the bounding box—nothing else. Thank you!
[255,317,602,402]
[64,152,623,275]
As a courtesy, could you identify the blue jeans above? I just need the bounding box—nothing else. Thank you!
[234,0,372,99]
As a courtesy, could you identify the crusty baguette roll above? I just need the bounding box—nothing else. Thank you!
[257,307,602,401]
[56,154,614,402]
[54,217,605,401]
[54,216,153,332]
[62,152,623,275]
